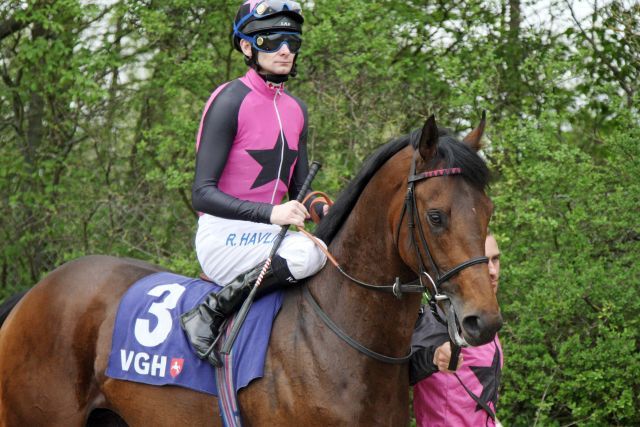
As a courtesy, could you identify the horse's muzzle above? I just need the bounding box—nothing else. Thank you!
[461,311,503,346]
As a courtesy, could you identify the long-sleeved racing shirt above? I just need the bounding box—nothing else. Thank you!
[192,68,313,224]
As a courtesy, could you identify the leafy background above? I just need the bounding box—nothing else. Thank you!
[1,1,638,425]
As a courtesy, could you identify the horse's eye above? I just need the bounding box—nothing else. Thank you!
[427,211,442,226]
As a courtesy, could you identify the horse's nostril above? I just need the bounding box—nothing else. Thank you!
[462,315,481,338]
[462,314,503,345]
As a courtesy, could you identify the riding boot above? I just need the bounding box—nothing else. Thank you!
[180,255,296,367]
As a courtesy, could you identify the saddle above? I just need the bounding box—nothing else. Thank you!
[106,272,283,396]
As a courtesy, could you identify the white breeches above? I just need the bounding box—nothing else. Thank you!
[195,214,327,285]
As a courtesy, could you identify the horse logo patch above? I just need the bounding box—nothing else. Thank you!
[170,358,184,378]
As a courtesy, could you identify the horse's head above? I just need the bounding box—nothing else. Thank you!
[395,113,502,346]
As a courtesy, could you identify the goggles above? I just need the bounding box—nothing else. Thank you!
[235,1,303,33]
[238,31,302,54]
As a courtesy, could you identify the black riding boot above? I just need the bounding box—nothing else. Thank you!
[180,255,296,367]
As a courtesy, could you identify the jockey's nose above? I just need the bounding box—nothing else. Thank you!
[488,261,498,286]
[279,43,291,54]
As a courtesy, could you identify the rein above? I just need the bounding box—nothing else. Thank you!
[300,192,423,296]
[295,231,417,364]
[298,150,488,363]
[302,287,412,364]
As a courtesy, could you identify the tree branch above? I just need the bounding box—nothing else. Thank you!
[0,16,29,42]
[564,0,634,101]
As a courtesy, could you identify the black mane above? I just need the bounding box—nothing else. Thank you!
[315,128,490,244]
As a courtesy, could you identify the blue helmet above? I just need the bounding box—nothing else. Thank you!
[233,0,304,52]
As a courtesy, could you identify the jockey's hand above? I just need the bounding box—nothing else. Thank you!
[322,203,330,216]
[270,201,309,227]
[433,342,463,373]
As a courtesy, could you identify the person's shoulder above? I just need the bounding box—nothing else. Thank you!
[215,78,251,101]
[412,304,448,344]
[416,304,444,324]
[283,90,307,112]
[208,79,252,113]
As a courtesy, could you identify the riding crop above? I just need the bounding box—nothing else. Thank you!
[221,161,322,355]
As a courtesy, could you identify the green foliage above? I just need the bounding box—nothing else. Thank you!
[1,0,639,424]
[492,105,640,426]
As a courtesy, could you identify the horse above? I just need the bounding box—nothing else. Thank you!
[0,114,501,426]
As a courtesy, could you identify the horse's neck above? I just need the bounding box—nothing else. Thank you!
[263,153,418,422]
[307,158,421,358]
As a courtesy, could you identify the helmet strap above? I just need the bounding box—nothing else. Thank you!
[244,46,261,72]
[289,54,299,78]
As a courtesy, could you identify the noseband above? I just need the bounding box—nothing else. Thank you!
[304,148,488,363]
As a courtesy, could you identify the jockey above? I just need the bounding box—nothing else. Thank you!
[180,0,328,367]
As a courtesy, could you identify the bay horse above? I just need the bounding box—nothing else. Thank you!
[0,115,501,426]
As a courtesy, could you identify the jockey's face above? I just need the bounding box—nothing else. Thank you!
[240,39,295,76]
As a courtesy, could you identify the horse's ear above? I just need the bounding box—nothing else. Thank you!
[462,111,486,152]
[419,114,439,161]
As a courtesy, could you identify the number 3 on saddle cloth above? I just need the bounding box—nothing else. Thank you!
[106,271,283,396]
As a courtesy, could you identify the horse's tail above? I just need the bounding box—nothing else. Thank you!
[0,290,28,328]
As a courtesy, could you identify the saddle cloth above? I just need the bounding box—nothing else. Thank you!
[106,271,283,395]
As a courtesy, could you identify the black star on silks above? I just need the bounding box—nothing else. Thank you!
[469,345,501,412]
[247,133,298,189]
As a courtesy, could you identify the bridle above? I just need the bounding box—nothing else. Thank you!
[303,148,488,363]
[396,150,488,347]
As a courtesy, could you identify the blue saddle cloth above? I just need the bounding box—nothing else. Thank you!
[106,271,283,395]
